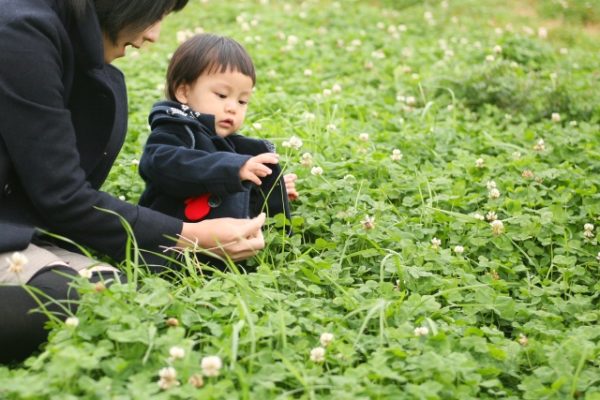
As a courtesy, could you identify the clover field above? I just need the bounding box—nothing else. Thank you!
[1,0,600,398]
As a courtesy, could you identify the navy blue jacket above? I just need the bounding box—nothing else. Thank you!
[139,101,291,222]
[0,0,182,260]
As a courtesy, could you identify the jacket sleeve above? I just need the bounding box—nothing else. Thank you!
[139,124,251,197]
[0,11,182,261]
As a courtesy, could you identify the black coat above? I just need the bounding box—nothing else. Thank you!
[0,0,182,261]
[139,101,291,222]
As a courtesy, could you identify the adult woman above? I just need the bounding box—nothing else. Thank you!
[0,0,266,362]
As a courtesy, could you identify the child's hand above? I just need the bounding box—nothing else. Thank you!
[284,173,299,200]
[240,153,279,185]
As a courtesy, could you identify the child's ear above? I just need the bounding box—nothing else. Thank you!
[174,84,189,104]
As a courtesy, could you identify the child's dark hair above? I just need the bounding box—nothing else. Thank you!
[166,33,256,101]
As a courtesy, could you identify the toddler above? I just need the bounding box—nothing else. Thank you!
[139,33,297,236]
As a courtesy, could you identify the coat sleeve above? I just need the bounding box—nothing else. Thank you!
[0,11,182,261]
[139,124,252,197]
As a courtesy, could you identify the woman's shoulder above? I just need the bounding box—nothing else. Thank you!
[0,0,67,35]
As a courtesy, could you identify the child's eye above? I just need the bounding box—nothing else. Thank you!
[215,93,226,99]
[239,100,248,105]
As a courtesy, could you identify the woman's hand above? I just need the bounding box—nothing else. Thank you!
[176,213,266,261]
[284,173,299,200]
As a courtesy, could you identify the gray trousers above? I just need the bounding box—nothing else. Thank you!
[1,243,118,285]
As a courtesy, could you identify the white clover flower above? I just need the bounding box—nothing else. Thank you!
[538,27,548,39]
[486,180,497,190]
[131,159,140,166]
[517,333,528,346]
[300,152,313,167]
[305,39,314,47]
[188,373,204,388]
[326,124,337,131]
[311,166,323,176]
[486,211,498,221]
[490,220,505,235]
[473,213,485,221]
[302,112,316,121]
[332,83,342,93]
[267,69,277,78]
[494,27,503,35]
[431,237,442,249]
[584,230,595,239]
[424,11,433,20]
[7,252,28,274]
[411,73,420,80]
[475,158,485,168]
[65,316,79,328]
[287,35,299,45]
[282,136,303,150]
[322,88,332,97]
[320,332,334,347]
[569,120,578,127]
[371,50,386,59]
[158,366,179,390]
[512,151,522,159]
[454,245,465,254]
[94,281,106,293]
[304,69,313,76]
[376,22,385,29]
[522,170,534,179]
[169,346,186,361]
[201,355,223,377]
[485,54,495,62]
[414,326,429,336]
[310,347,326,363]
[596,252,600,262]
[361,215,375,230]
[584,223,594,232]
[240,22,250,31]
[488,188,501,199]
[493,45,502,54]
[405,96,417,106]
[391,149,403,161]
[551,112,561,123]
[560,47,568,55]
[358,133,369,142]
[79,269,93,279]
[533,139,545,151]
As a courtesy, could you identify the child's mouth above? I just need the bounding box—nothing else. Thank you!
[218,119,233,128]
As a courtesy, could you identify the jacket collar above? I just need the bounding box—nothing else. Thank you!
[150,100,219,136]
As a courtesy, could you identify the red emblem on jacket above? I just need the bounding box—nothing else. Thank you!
[184,194,211,221]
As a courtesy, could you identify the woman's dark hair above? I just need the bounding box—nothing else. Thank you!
[166,33,256,101]
[89,0,189,43]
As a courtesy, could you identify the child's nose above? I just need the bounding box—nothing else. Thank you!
[225,101,237,113]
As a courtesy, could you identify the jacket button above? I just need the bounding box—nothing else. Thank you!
[208,195,222,208]
[3,183,11,196]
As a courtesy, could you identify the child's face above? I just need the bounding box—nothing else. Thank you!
[176,69,253,137]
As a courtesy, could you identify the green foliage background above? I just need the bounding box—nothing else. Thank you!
[2,0,600,398]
